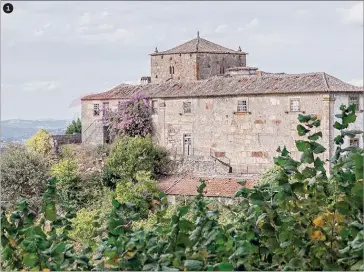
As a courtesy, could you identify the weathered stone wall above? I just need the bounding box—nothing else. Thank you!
[82,92,363,175]
[150,52,247,83]
[154,93,330,174]
[197,53,246,80]
[151,53,197,83]
[52,134,81,145]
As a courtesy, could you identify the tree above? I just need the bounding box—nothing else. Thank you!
[106,92,152,139]
[25,129,53,157]
[65,118,82,134]
[0,144,50,212]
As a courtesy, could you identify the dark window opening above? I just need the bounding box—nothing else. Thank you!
[93,104,100,116]
[350,138,359,147]
[155,75,158,78]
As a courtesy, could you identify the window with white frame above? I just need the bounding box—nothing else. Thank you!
[290,98,300,112]
[183,102,192,114]
[93,104,100,116]
[349,95,360,112]
[350,138,359,147]
[152,100,158,115]
[237,100,248,112]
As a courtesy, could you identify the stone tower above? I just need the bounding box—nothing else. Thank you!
[150,32,247,83]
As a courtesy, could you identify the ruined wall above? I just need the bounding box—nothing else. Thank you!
[154,93,329,174]
[197,53,246,80]
[151,53,197,83]
[52,134,81,145]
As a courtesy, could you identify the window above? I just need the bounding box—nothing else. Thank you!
[93,104,100,116]
[152,100,158,115]
[183,134,192,156]
[102,102,109,117]
[155,75,158,78]
[237,100,248,112]
[169,66,175,75]
[161,56,163,59]
[349,95,360,112]
[350,138,359,147]
[183,102,191,114]
[290,98,300,112]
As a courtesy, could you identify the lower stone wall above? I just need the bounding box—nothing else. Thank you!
[171,155,232,175]
[52,134,82,145]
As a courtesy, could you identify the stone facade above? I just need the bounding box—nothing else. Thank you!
[80,34,363,176]
[82,92,364,174]
[151,52,246,83]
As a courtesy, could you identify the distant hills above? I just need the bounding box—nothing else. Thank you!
[1,119,71,143]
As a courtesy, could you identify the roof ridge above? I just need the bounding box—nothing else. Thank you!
[322,72,329,89]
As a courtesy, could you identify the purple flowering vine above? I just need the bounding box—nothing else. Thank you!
[105,92,153,139]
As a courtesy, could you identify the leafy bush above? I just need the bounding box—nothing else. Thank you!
[1,178,93,271]
[114,171,160,218]
[51,157,106,211]
[25,129,53,156]
[107,135,168,181]
[0,144,50,212]
[65,118,82,135]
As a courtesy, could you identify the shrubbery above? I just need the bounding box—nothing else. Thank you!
[1,105,363,271]
[106,135,168,181]
[25,129,53,157]
[0,144,50,212]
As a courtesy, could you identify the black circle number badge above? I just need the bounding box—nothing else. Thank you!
[3,3,14,14]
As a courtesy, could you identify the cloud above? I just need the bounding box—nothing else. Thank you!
[337,2,363,26]
[33,22,52,37]
[215,24,227,33]
[249,33,298,47]
[22,81,59,92]
[246,18,259,29]
[348,78,363,87]
[293,9,308,18]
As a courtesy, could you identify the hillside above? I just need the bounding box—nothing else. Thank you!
[1,119,71,142]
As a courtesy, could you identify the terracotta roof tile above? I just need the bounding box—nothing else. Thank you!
[81,72,363,101]
[157,175,257,197]
[151,37,245,55]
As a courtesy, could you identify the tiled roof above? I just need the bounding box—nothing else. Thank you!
[81,72,363,101]
[151,37,245,55]
[157,174,257,197]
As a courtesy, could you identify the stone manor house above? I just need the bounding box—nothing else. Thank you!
[81,33,363,176]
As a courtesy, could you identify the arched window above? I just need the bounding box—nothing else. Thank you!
[172,66,175,74]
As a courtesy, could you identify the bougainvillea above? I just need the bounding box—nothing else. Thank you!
[106,92,152,139]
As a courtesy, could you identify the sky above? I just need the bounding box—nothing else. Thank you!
[1,1,363,120]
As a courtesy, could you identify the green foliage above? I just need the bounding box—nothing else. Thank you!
[1,178,93,271]
[25,129,54,156]
[0,144,50,212]
[107,135,168,181]
[115,171,160,218]
[2,105,363,271]
[65,118,82,135]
